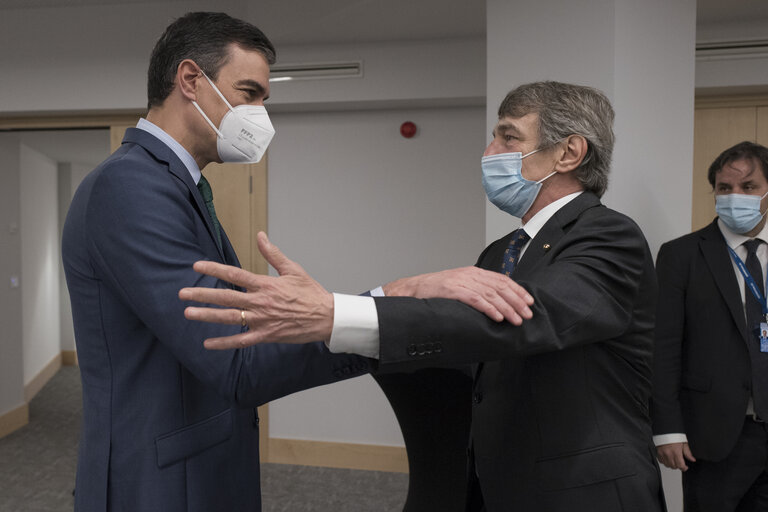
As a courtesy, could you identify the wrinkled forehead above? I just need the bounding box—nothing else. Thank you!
[716,157,767,183]
[493,113,540,138]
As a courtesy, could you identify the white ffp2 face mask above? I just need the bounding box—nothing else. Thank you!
[192,71,275,164]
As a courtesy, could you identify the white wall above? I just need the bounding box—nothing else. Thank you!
[20,144,61,384]
[58,162,93,353]
[267,105,486,444]
[0,136,24,417]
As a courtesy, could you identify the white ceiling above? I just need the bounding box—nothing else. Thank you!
[1,0,762,46]
[696,0,768,26]
[6,0,767,165]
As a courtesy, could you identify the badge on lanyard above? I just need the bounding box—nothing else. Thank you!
[727,245,768,352]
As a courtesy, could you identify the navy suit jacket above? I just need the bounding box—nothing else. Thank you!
[372,193,665,511]
[62,128,369,512]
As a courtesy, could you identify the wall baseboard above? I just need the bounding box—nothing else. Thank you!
[268,438,408,473]
[0,403,29,439]
[61,350,78,366]
[24,353,62,402]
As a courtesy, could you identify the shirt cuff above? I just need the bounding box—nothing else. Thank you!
[653,433,688,446]
[327,293,381,359]
[369,286,385,297]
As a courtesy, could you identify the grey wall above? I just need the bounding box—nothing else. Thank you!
[0,137,24,418]
[267,105,486,444]
[58,162,93,353]
[20,144,61,384]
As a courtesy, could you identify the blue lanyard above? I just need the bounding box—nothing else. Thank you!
[727,245,768,317]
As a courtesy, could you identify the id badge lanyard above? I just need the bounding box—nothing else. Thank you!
[727,245,768,322]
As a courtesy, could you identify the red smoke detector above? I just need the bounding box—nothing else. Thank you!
[400,121,417,138]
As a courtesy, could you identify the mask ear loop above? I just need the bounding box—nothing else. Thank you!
[191,70,234,139]
[527,136,573,184]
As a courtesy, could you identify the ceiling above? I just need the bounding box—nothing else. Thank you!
[696,0,768,27]
[6,0,767,166]
[0,0,763,46]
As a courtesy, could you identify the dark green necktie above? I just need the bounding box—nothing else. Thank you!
[197,175,223,251]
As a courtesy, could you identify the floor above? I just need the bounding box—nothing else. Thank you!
[0,366,408,511]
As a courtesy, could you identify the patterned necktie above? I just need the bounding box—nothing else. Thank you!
[501,229,530,276]
[744,239,768,418]
[197,175,223,251]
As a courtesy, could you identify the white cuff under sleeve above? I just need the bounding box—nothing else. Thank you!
[328,293,381,359]
[370,286,385,297]
[653,433,688,446]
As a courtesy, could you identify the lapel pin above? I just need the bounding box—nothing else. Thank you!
[542,243,551,252]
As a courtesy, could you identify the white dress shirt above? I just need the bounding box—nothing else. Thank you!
[328,191,584,358]
[653,218,768,447]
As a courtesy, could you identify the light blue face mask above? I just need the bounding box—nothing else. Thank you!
[481,150,556,218]
[716,192,768,234]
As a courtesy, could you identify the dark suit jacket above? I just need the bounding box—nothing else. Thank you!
[62,128,369,512]
[652,219,754,461]
[373,192,664,512]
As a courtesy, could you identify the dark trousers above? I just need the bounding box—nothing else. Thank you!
[684,417,768,512]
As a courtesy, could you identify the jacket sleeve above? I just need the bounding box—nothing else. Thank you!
[84,155,369,408]
[375,208,655,368]
[650,241,688,435]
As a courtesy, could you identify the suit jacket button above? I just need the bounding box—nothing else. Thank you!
[473,392,483,404]
[253,409,260,427]
[434,343,442,353]
[407,344,417,356]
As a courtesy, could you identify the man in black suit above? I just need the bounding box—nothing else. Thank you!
[180,81,665,511]
[653,141,768,511]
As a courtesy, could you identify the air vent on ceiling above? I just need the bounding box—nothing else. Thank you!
[269,61,363,82]
[696,39,768,60]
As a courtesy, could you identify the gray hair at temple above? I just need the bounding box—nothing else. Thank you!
[498,81,615,197]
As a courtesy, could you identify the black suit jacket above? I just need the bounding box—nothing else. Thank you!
[374,192,664,511]
[652,219,754,461]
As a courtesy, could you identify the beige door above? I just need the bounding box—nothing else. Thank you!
[692,96,768,231]
[111,125,271,459]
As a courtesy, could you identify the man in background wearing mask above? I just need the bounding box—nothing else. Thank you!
[61,12,386,512]
[181,81,666,511]
[653,141,768,511]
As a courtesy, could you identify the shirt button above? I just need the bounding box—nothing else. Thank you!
[473,392,483,404]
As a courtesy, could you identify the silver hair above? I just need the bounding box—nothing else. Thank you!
[497,81,615,197]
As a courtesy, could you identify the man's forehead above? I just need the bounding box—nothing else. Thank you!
[716,157,765,183]
[494,113,539,133]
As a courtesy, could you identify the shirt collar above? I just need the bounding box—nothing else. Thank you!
[136,118,202,184]
[718,218,768,250]
[521,191,584,239]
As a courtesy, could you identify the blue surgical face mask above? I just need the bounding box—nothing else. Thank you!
[716,191,768,234]
[482,150,557,218]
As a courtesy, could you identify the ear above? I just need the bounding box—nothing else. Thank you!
[176,59,202,101]
[554,135,588,173]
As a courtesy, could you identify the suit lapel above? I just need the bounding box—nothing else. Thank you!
[699,220,751,343]
[122,128,227,262]
[473,192,601,382]
[515,192,602,277]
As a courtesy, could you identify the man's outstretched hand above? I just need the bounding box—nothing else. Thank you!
[180,232,535,350]
[384,268,533,325]
[180,232,334,349]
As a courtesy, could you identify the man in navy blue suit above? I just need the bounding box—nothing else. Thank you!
[61,12,375,511]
